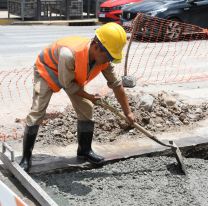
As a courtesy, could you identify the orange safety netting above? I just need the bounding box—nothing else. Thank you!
[123,13,208,84]
[0,15,208,105]
[0,68,33,103]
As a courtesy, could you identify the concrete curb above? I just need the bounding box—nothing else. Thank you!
[0,18,16,25]
[0,18,100,26]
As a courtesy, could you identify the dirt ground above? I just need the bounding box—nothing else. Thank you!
[33,155,208,206]
[35,91,208,146]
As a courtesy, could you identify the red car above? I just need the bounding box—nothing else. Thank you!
[98,0,143,24]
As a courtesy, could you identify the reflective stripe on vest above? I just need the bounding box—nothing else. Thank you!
[36,37,109,92]
[36,51,62,92]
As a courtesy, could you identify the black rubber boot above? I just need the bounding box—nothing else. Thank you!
[77,120,104,165]
[19,125,39,173]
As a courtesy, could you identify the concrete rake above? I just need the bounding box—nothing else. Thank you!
[97,99,186,175]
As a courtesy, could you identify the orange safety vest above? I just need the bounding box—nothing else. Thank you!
[35,36,109,92]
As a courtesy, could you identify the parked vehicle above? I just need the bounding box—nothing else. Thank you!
[121,0,208,40]
[98,0,144,24]
[83,0,106,15]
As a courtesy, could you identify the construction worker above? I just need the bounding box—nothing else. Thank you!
[19,22,135,172]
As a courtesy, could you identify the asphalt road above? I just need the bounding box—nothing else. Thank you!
[0,25,98,69]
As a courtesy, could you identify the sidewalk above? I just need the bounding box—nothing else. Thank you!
[0,10,99,26]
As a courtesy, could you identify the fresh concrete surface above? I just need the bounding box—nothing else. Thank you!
[33,156,208,206]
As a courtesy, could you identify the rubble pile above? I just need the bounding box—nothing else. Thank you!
[37,91,208,146]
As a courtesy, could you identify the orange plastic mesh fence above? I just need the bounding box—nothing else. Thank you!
[0,68,33,103]
[123,13,208,84]
[0,14,207,104]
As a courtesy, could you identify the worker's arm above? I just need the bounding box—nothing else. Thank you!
[102,64,135,124]
[113,85,135,124]
[75,89,101,103]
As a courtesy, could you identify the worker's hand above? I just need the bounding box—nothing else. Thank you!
[125,112,136,125]
[89,93,102,104]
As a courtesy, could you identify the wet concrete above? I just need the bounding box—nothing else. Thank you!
[30,120,208,205]
[33,155,208,206]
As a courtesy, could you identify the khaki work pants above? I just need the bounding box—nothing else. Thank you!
[26,67,93,126]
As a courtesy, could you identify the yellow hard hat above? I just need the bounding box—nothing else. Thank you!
[95,22,127,62]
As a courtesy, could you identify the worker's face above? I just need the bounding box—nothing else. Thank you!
[94,43,112,65]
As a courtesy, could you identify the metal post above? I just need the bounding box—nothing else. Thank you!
[37,0,41,20]
[8,0,10,19]
[66,0,69,20]
[95,0,99,18]
[80,0,83,19]
[124,14,140,76]
[87,0,90,18]
[21,0,25,21]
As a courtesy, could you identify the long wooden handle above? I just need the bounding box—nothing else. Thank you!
[97,99,172,148]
